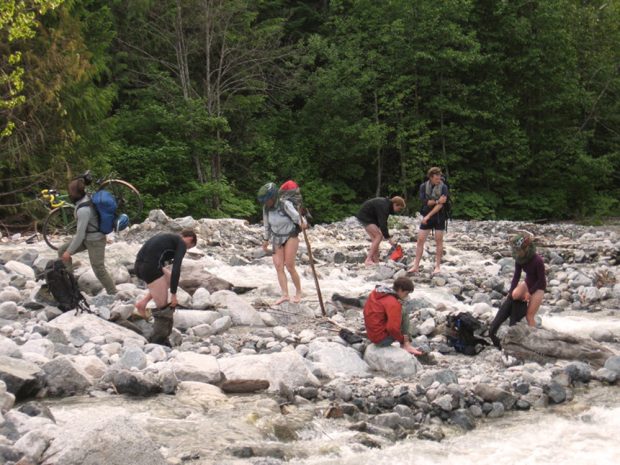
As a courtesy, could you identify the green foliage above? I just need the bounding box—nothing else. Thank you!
[2,0,620,228]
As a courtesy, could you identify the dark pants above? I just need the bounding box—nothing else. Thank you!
[149,306,175,346]
[489,297,528,348]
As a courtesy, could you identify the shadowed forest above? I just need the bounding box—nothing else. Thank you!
[1,0,619,226]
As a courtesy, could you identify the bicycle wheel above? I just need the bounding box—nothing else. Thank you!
[43,205,76,250]
[100,179,144,225]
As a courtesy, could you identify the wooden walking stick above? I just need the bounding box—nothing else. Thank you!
[299,213,326,316]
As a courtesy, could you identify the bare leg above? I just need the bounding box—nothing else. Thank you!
[526,289,544,326]
[147,275,169,309]
[408,230,429,273]
[272,246,289,304]
[135,291,152,317]
[433,230,444,273]
[283,237,302,302]
[364,224,383,266]
[511,282,529,301]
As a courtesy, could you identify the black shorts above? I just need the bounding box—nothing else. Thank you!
[134,260,164,284]
[420,212,446,231]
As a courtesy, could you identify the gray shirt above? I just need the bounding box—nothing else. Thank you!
[66,196,104,254]
[263,199,302,247]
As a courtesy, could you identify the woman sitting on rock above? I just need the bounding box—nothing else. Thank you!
[508,232,546,327]
[258,182,306,305]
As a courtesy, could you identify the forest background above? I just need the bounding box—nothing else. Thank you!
[1,0,619,227]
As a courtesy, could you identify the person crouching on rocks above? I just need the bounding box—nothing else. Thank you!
[508,233,546,327]
[258,182,307,305]
[363,277,422,355]
[134,229,197,345]
[356,196,405,266]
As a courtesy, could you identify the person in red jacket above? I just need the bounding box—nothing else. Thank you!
[363,277,422,355]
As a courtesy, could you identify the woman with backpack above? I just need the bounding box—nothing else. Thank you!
[258,182,306,305]
[507,232,546,327]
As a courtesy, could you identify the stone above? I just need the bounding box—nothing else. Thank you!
[42,356,93,397]
[486,402,505,418]
[432,394,454,412]
[473,383,516,410]
[306,341,371,378]
[19,339,54,359]
[0,302,18,320]
[118,347,147,370]
[46,313,145,347]
[211,316,232,334]
[111,370,161,396]
[547,381,566,404]
[0,356,44,400]
[210,290,263,326]
[421,369,458,387]
[191,288,212,309]
[173,310,220,331]
[604,355,620,375]
[450,409,476,430]
[564,362,591,383]
[170,352,221,384]
[4,261,35,280]
[363,344,421,377]
[219,351,319,392]
[40,415,167,465]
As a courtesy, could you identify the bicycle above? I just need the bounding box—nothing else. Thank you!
[39,171,143,250]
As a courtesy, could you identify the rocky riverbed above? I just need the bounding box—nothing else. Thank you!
[0,211,618,465]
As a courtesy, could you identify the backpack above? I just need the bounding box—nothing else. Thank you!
[44,260,90,314]
[77,190,129,234]
[278,180,311,220]
[446,312,489,355]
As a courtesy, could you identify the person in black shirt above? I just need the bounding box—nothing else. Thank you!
[356,196,405,266]
[134,229,197,345]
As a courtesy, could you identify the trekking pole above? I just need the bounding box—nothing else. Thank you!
[299,212,326,317]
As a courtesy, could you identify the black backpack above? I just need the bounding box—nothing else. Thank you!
[446,312,489,355]
[44,260,90,314]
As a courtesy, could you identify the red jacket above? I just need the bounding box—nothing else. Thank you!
[363,287,404,344]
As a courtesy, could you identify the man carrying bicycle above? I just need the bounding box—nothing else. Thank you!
[57,178,117,295]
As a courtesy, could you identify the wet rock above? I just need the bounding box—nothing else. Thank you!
[111,370,161,396]
[604,355,620,375]
[473,383,516,410]
[450,409,476,430]
[564,362,591,384]
[416,425,445,441]
[41,415,167,465]
[487,402,505,418]
[547,381,567,404]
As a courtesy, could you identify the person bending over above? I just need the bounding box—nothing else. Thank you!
[363,277,422,355]
[134,229,197,345]
[356,196,405,266]
[508,233,546,327]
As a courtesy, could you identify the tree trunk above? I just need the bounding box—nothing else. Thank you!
[374,90,382,197]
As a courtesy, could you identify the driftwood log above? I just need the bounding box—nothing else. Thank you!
[502,325,616,368]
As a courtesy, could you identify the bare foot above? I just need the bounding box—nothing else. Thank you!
[407,267,419,274]
[134,306,149,320]
[432,267,441,275]
[364,260,377,267]
[274,296,290,305]
[291,295,302,304]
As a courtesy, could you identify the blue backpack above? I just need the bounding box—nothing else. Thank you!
[78,190,129,234]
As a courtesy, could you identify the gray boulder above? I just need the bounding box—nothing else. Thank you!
[0,355,44,399]
[41,415,167,465]
[170,352,221,384]
[363,344,422,377]
[211,290,264,326]
[42,356,93,397]
[46,313,146,347]
[173,309,220,331]
[306,341,371,378]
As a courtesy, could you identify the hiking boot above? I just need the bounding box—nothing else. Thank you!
[149,306,175,346]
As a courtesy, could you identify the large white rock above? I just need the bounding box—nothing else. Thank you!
[41,415,167,465]
[0,301,19,320]
[20,338,55,359]
[46,313,146,347]
[363,344,422,377]
[169,352,221,384]
[175,381,228,409]
[191,288,212,309]
[71,355,107,380]
[218,351,320,392]
[173,310,220,331]
[306,340,371,378]
[211,290,264,326]
[5,260,36,280]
